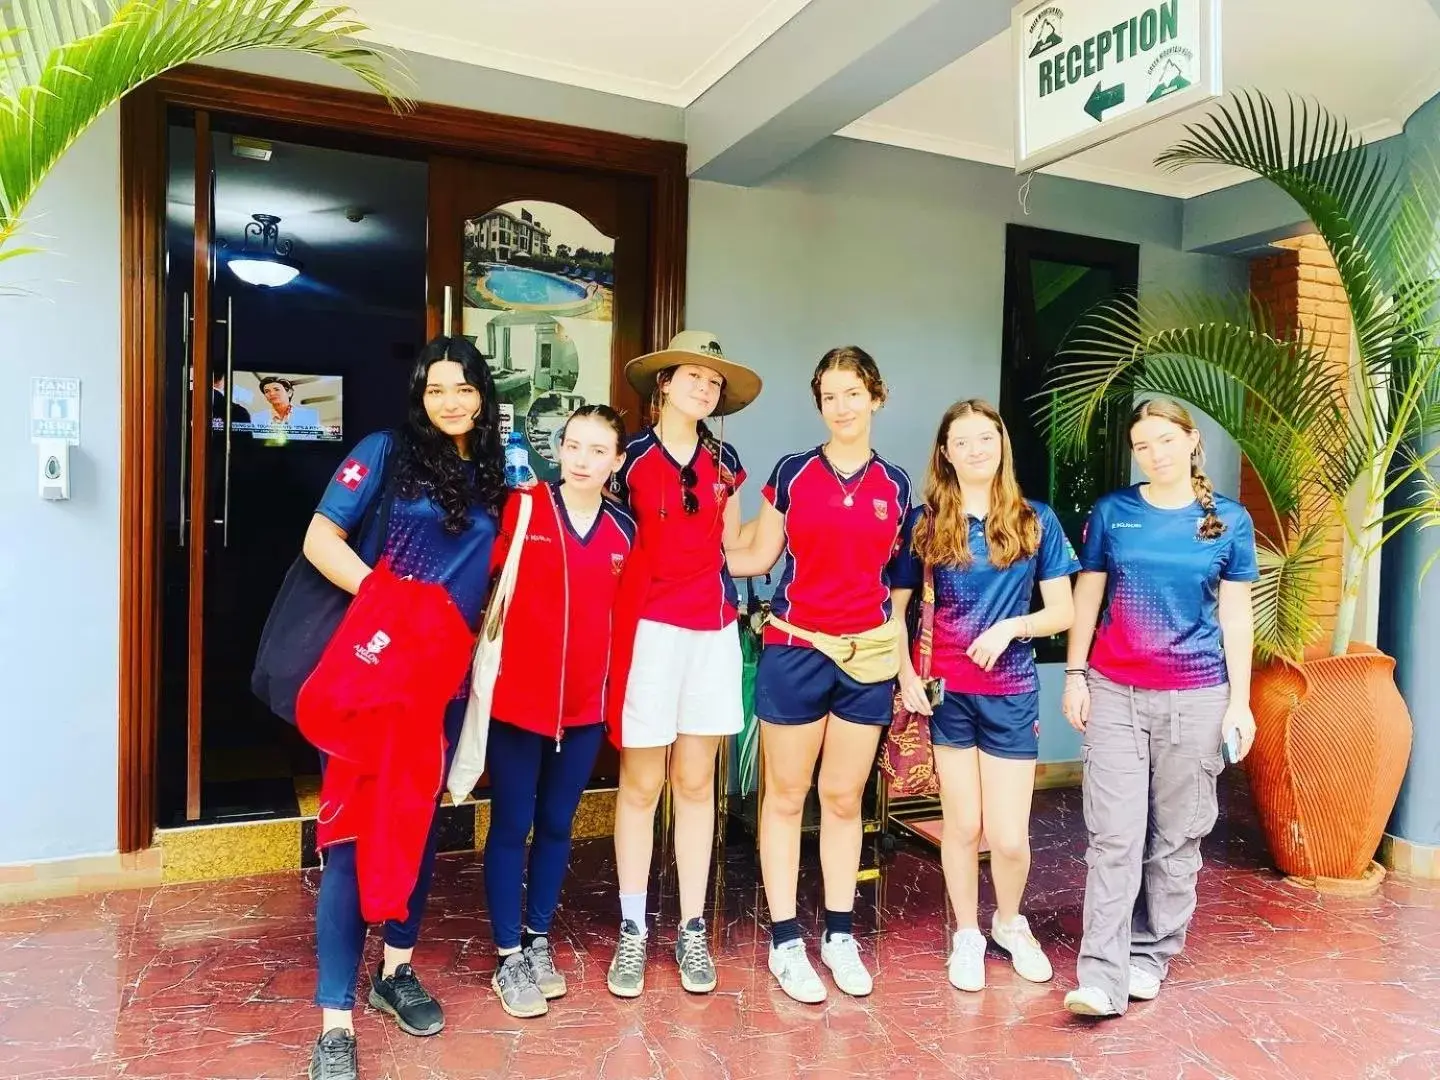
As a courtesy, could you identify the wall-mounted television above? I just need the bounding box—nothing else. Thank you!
[215,371,343,444]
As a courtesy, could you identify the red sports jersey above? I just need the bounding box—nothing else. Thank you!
[761,448,911,646]
[558,494,636,725]
[618,428,745,631]
[490,484,638,737]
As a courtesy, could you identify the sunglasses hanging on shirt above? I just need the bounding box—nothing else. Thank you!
[661,464,700,518]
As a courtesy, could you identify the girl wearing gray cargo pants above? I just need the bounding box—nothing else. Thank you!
[1059,399,1260,1018]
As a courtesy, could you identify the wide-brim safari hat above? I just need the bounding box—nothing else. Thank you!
[624,330,762,417]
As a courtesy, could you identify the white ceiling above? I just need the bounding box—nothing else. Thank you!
[347,0,815,107]
[346,0,1440,198]
[839,0,1440,197]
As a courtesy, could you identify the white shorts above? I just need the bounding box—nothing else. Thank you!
[620,619,744,748]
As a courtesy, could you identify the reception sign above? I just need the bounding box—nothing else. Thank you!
[1014,0,1221,171]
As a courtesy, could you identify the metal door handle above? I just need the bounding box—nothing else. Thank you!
[179,291,191,546]
[222,295,234,547]
[443,284,454,336]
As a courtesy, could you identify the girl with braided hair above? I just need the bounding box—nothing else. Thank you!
[1060,397,1259,1019]
[603,331,763,999]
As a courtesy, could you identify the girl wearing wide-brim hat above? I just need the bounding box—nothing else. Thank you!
[601,330,761,999]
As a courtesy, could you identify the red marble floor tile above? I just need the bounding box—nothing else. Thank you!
[3,773,1439,1079]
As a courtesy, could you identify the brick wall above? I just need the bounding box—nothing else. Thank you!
[1242,234,1349,639]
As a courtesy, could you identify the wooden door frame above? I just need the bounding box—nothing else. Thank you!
[117,65,688,852]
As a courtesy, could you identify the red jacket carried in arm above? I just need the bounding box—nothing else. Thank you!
[489,485,646,749]
[297,564,474,924]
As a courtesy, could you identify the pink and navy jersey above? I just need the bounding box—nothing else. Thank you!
[762,448,911,645]
[891,501,1079,695]
[316,431,497,629]
[554,486,637,725]
[618,428,745,631]
[1080,485,1259,691]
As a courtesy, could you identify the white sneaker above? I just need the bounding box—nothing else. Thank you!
[820,933,873,997]
[768,940,827,1004]
[1128,964,1161,1001]
[989,914,1053,984]
[947,928,987,992]
[1064,985,1119,1017]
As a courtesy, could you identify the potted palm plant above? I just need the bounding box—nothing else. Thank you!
[1,0,408,272]
[1044,91,1440,888]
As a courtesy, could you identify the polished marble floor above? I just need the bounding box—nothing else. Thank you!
[3,774,1438,1079]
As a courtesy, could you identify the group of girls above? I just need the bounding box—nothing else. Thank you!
[296,330,1259,1080]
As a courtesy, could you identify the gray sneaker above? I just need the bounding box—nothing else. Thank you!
[675,917,717,993]
[492,952,548,1019]
[525,936,567,1000]
[607,919,648,998]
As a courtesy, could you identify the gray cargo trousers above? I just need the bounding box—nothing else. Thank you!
[1076,671,1229,1013]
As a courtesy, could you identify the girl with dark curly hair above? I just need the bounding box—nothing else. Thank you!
[299,335,505,1080]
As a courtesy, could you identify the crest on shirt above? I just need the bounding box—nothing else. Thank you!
[337,459,369,491]
[873,499,889,521]
[354,629,391,666]
[611,552,625,576]
[714,462,737,502]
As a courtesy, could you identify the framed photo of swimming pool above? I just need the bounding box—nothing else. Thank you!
[1013,0,1221,173]
[461,200,615,483]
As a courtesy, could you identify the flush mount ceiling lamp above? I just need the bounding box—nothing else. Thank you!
[226,213,302,287]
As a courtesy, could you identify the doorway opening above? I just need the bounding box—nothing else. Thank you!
[159,115,428,826]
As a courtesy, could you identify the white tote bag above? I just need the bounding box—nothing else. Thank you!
[446,492,531,804]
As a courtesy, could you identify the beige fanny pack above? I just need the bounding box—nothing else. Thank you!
[766,615,901,684]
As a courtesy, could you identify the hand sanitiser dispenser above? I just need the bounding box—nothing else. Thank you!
[38,439,70,501]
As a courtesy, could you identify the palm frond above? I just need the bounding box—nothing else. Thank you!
[0,0,410,255]
[1156,92,1403,365]
[1252,527,1330,661]
[1039,289,1361,519]
[1377,137,1440,311]
[1405,455,1440,581]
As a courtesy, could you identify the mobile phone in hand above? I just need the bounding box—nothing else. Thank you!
[1222,727,1242,765]
[923,677,946,709]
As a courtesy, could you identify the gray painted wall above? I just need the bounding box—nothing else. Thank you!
[687,136,1246,763]
[1382,91,1440,848]
[0,111,123,863]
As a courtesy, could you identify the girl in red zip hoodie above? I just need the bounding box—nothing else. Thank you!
[482,405,640,1019]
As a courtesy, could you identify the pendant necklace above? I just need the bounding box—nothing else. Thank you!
[824,450,869,507]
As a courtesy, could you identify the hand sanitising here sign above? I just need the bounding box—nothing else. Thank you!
[1013,0,1221,172]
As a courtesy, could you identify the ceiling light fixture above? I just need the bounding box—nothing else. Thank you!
[226,213,301,287]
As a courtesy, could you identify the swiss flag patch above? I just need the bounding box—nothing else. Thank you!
[337,459,369,491]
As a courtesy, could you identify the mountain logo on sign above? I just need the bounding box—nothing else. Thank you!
[1027,6,1063,57]
[1146,46,1193,102]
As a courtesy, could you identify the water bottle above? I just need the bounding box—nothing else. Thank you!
[504,429,534,488]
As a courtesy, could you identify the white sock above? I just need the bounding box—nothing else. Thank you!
[619,892,647,933]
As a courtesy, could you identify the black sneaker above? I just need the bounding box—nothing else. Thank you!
[675,917,717,994]
[368,962,444,1036]
[309,1028,358,1080]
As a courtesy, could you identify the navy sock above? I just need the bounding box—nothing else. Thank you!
[824,909,853,942]
[770,917,802,949]
[521,928,541,950]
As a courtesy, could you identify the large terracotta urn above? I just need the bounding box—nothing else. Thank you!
[1248,644,1413,885]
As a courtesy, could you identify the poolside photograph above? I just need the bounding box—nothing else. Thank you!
[461,200,615,479]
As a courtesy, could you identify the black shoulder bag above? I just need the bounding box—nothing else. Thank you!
[251,434,398,724]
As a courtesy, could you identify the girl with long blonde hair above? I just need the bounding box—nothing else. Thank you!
[892,399,1078,993]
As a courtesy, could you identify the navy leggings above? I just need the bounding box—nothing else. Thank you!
[313,699,465,1010]
[484,719,605,951]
